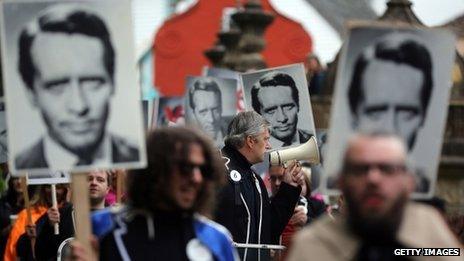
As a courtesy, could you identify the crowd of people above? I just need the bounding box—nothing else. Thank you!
[0,3,462,261]
[0,112,463,260]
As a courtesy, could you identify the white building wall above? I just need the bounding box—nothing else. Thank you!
[270,0,342,65]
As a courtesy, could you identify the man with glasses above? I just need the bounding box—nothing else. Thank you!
[288,132,462,260]
[84,127,237,260]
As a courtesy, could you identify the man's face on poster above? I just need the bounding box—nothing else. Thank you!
[257,85,298,142]
[192,90,222,137]
[354,60,425,150]
[27,33,113,154]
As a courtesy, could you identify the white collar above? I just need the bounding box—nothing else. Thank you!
[269,130,299,148]
[44,134,112,169]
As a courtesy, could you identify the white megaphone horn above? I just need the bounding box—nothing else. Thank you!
[269,136,320,166]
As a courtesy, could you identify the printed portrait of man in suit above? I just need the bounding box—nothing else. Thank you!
[13,5,139,170]
[347,33,433,192]
[186,76,238,148]
[348,33,432,153]
[323,26,456,197]
[251,71,313,148]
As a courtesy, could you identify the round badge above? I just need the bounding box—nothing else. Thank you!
[230,170,241,182]
[186,238,213,261]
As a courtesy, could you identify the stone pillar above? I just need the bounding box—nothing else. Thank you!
[231,0,274,72]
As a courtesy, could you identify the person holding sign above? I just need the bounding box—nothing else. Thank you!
[215,111,304,261]
[14,5,139,170]
[288,132,462,260]
[3,185,50,261]
[33,171,110,261]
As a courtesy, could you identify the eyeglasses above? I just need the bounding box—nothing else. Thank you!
[344,162,407,176]
[178,162,211,179]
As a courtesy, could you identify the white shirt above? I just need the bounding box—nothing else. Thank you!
[269,131,299,148]
[44,134,112,169]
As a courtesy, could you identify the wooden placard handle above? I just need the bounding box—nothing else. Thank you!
[71,172,92,256]
[20,174,35,259]
[51,184,59,235]
[20,176,32,224]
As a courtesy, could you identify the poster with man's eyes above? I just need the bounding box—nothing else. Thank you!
[185,76,238,148]
[240,63,316,150]
[0,0,147,175]
[322,23,455,198]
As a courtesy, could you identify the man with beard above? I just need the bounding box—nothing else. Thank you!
[34,171,110,260]
[288,132,462,260]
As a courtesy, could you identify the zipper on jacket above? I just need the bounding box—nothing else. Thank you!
[240,193,251,261]
[254,174,263,261]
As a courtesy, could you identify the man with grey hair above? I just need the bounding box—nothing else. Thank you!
[215,111,304,261]
[288,132,462,260]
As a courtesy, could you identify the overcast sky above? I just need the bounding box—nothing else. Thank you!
[371,0,464,26]
[132,0,464,63]
[271,0,464,63]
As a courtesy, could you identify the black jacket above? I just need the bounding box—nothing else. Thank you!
[35,202,75,261]
[215,145,301,261]
[99,210,196,261]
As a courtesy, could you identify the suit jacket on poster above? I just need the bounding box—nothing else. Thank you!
[297,129,312,144]
[15,135,139,169]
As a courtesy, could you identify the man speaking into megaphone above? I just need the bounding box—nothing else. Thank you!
[215,111,305,261]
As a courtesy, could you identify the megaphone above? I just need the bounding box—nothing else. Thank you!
[269,136,320,166]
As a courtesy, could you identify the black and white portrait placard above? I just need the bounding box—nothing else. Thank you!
[322,24,455,198]
[185,76,238,148]
[154,96,185,128]
[204,67,240,81]
[141,99,155,131]
[204,67,245,113]
[241,64,316,150]
[0,0,147,175]
[27,171,70,185]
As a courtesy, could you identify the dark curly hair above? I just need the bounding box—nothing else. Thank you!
[127,127,225,216]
